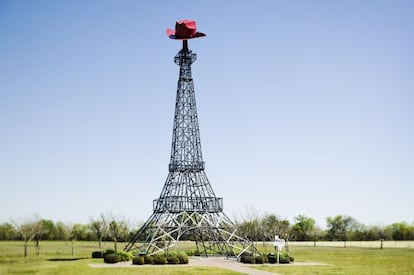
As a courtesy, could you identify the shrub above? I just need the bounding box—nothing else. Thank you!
[241,255,255,264]
[289,255,295,262]
[91,251,103,258]
[167,256,179,264]
[116,250,133,261]
[240,251,253,257]
[255,255,265,264]
[267,253,277,264]
[132,256,145,265]
[103,249,115,258]
[153,255,167,265]
[144,255,154,264]
[279,252,290,264]
[177,252,189,264]
[104,253,121,264]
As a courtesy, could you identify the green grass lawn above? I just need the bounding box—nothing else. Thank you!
[1,241,413,274]
[254,245,414,275]
[0,241,239,274]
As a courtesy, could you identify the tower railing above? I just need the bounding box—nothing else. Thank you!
[153,196,223,213]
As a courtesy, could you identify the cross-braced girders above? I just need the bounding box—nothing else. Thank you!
[124,210,254,258]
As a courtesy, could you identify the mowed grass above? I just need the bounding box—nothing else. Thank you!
[1,241,414,274]
[254,245,414,275]
[0,241,239,274]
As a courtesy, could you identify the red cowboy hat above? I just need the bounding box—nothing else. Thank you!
[166,20,206,40]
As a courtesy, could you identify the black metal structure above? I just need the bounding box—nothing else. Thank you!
[125,40,254,258]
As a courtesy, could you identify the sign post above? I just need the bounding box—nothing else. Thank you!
[274,235,285,264]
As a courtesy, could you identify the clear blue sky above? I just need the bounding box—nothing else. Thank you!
[1,0,413,228]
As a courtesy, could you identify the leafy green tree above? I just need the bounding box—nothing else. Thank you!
[39,219,56,240]
[54,221,70,241]
[387,222,414,240]
[0,223,19,240]
[292,215,315,241]
[326,215,358,247]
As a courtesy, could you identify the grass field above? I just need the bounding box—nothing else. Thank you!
[0,241,413,274]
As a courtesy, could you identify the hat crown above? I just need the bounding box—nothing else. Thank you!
[166,19,206,40]
[175,20,197,38]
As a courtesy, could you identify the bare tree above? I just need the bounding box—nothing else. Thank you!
[32,221,47,256]
[102,211,130,252]
[108,219,129,252]
[234,207,263,249]
[12,215,43,258]
[90,214,107,253]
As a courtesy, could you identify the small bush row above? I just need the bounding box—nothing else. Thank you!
[132,251,189,265]
[240,252,294,264]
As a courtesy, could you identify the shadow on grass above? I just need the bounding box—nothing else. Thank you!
[47,257,90,261]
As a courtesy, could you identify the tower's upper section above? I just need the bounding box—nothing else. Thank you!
[169,41,204,172]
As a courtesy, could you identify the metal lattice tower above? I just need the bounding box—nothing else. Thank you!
[125,39,254,258]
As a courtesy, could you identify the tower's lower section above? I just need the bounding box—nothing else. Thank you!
[124,210,255,258]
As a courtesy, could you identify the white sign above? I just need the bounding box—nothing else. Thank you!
[274,235,286,249]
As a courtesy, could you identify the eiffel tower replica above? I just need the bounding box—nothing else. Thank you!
[125,20,254,258]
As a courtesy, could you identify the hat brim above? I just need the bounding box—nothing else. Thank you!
[166,29,206,40]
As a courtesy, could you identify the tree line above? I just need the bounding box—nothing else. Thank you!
[234,213,414,248]
[1,213,413,257]
[0,213,131,258]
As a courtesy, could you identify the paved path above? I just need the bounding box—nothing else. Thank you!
[187,257,280,275]
[89,257,328,275]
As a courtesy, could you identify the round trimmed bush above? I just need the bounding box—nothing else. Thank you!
[241,255,255,264]
[144,255,154,264]
[103,249,115,258]
[255,256,265,264]
[91,251,103,258]
[177,253,189,264]
[153,255,167,265]
[279,254,290,264]
[267,253,277,264]
[167,256,179,264]
[104,253,121,264]
[133,256,145,265]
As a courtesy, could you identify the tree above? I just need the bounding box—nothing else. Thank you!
[13,215,44,258]
[68,223,89,255]
[292,215,315,241]
[387,222,414,240]
[261,214,293,252]
[107,219,129,252]
[312,226,324,247]
[0,223,19,240]
[54,221,70,241]
[326,215,358,247]
[39,219,56,240]
[90,214,107,252]
[32,220,47,256]
[234,208,263,248]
